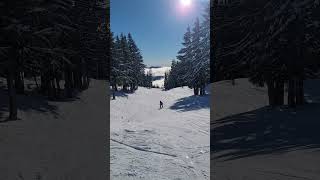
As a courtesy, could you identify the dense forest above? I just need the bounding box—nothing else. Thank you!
[213,0,320,107]
[110,32,152,94]
[164,3,210,96]
[0,0,110,120]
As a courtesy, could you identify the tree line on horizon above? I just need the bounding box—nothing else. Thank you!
[213,0,320,108]
[0,0,109,120]
[164,3,210,96]
[110,33,152,93]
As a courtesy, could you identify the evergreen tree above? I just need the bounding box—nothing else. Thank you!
[110,34,120,91]
[110,32,148,93]
[190,18,205,95]
[164,72,169,90]
[213,0,320,107]
[127,33,145,91]
[200,3,211,85]
[166,3,210,95]
[176,27,193,87]
[147,69,153,88]
[118,34,131,91]
[0,0,108,120]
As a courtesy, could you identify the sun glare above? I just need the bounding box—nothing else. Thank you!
[180,0,192,6]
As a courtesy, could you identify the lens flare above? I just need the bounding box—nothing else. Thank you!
[180,0,191,6]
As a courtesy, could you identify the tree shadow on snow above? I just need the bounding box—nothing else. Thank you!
[170,94,210,112]
[111,90,130,99]
[0,84,81,122]
[212,103,320,161]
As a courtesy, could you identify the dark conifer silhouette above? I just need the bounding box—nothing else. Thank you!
[164,3,210,96]
[110,33,150,94]
[212,0,320,107]
[0,0,110,120]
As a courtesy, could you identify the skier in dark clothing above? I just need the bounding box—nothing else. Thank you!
[160,101,163,109]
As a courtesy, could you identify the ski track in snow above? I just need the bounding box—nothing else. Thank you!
[110,138,178,158]
[110,87,210,180]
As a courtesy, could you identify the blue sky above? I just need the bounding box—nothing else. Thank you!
[111,0,209,67]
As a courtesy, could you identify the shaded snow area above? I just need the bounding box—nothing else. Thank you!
[212,78,320,180]
[145,67,171,88]
[0,79,107,179]
[111,87,210,180]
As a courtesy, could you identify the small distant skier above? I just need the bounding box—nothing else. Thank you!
[160,101,163,109]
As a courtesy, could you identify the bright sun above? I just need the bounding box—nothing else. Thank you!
[180,0,191,6]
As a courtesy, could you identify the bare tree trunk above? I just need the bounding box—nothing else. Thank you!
[48,78,55,100]
[40,70,50,96]
[112,89,115,100]
[7,69,18,120]
[199,85,205,96]
[34,75,39,89]
[96,63,99,79]
[73,70,78,89]
[275,80,284,105]
[194,87,199,96]
[288,79,296,108]
[86,75,90,88]
[55,78,61,91]
[267,80,275,106]
[83,75,87,89]
[70,71,75,89]
[64,65,72,98]
[296,77,304,105]
[15,71,24,94]
[55,77,61,98]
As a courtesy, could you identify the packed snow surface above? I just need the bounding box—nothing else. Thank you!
[212,78,320,180]
[111,86,210,179]
[0,79,107,179]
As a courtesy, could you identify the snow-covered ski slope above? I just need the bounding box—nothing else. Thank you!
[111,86,210,180]
[212,78,320,180]
[0,79,107,179]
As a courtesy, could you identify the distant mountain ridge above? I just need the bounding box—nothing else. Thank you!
[148,66,162,68]
[144,66,171,88]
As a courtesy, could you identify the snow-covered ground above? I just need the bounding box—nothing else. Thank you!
[151,78,166,88]
[0,79,107,179]
[145,66,171,88]
[212,78,320,180]
[111,86,210,179]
